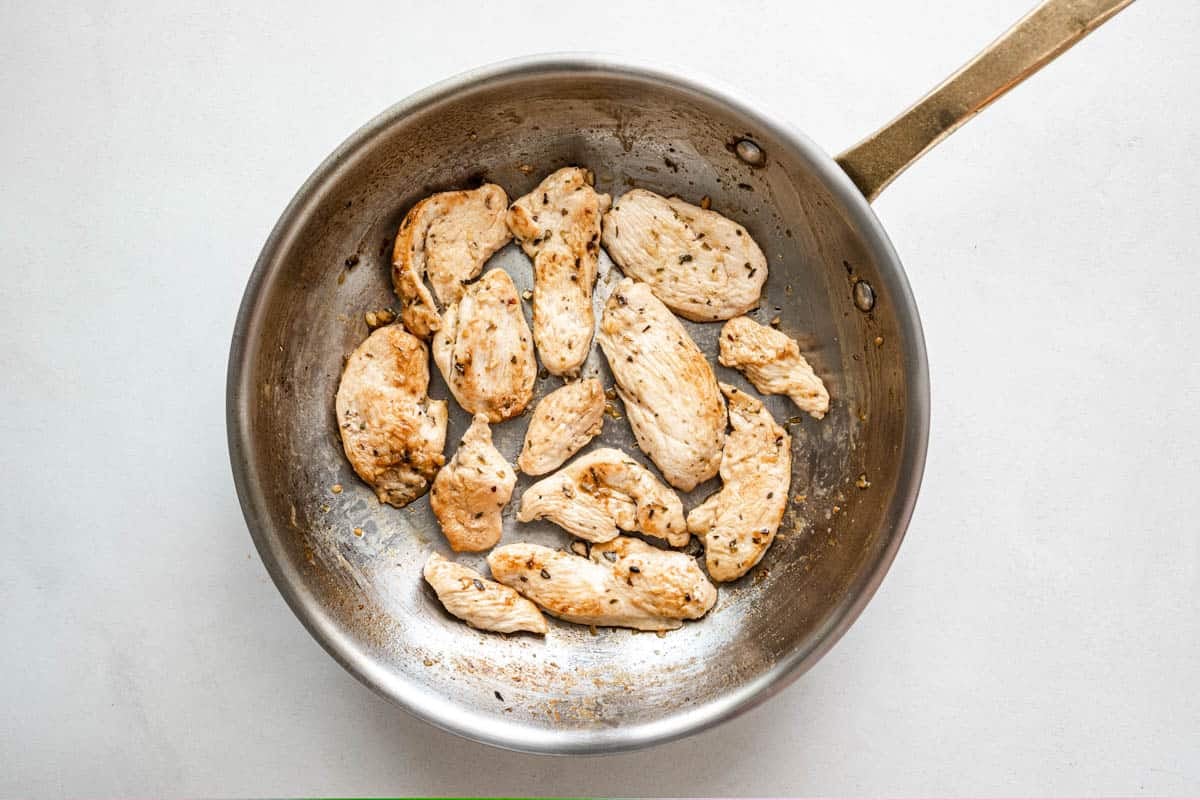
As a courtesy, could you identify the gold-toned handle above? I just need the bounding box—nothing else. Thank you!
[836,0,1134,202]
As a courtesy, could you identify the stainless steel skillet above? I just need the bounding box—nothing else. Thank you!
[227,0,1131,754]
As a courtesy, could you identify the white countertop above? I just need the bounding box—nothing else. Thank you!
[2,1,1197,796]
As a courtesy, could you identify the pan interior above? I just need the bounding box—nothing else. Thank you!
[231,62,921,751]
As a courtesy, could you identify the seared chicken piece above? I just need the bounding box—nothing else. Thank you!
[392,255,441,339]
[586,537,716,622]
[487,539,715,631]
[507,168,611,376]
[597,278,725,491]
[516,447,687,546]
[430,414,516,552]
[516,378,605,475]
[423,553,547,634]
[601,189,767,321]
[432,269,536,422]
[391,185,511,337]
[687,384,791,582]
[719,316,830,419]
[335,325,447,507]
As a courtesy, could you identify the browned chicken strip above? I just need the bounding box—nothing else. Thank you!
[507,169,611,376]
[719,315,830,419]
[335,325,447,507]
[601,189,767,321]
[487,540,715,631]
[586,537,715,622]
[507,168,611,376]
[516,447,687,547]
[432,269,537,422]
[687,384,791,582]
[597,278,725,491]
[430,414,516,552]
[423,553,547,634]
[392,184,511,338]
[516,378,605,475]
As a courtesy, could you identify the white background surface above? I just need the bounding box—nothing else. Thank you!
[2,1,1198,796]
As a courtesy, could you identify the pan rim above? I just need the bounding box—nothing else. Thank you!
[226,52,930,755]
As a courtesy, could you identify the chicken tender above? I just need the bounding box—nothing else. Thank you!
[507,168,611,376]
[517,447,687,547]
[423,553,547,634]
[719,315,830,419]
[586,537,716,623]
[432,269,536,422]
[597,278,725,491]
[516,378,605,475]
[687,384,791,582]
[487,540,715,631]
[601,189,766,321]
[430,414,516,552]
[391,184,512,338]
[335,325,447,507]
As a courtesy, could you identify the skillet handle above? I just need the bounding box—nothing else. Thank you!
[835,0,1134,202]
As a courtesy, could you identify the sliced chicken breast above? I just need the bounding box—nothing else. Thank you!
[516,378,605,475]
[392,256,441,339]
[487,540,715,631]
[392,184,512,337]
[718,315,830,419]
[516,447,687,546]
[423,553,547,634]
[687,384,791,582]
[597,278,725,491]
[601,189,767,321]
[335,325,447,507]
[430,414,516,552]
[432,268,536,422]
[585,537,717,622]
[507,168,611,376]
